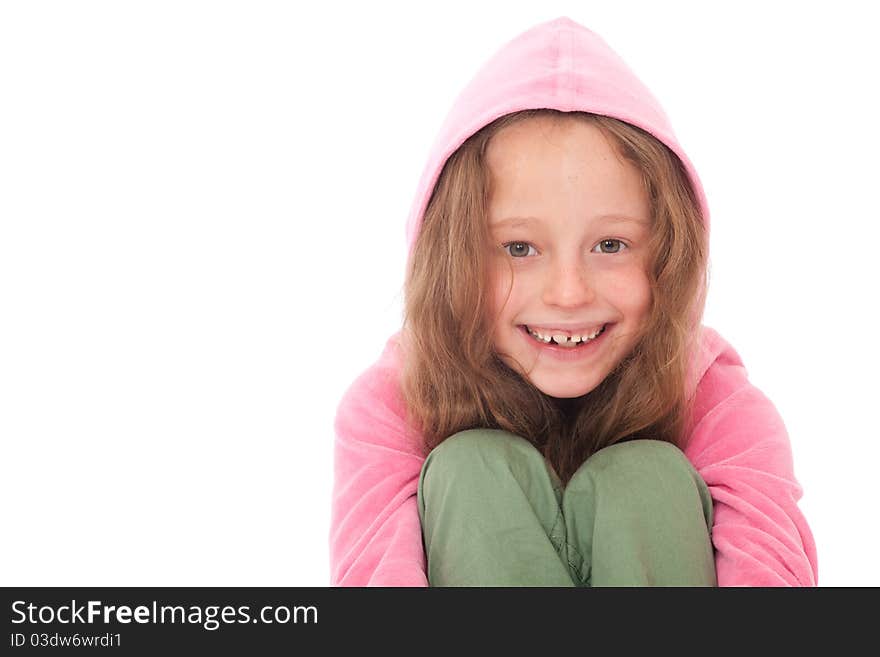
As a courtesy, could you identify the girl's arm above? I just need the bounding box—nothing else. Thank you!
[329,345,429,587]
[685,344,818,586]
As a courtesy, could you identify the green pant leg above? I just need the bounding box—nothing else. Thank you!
[417,428,577,587]
[561,439,716,587]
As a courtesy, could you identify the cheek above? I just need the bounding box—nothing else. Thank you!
[605,268,652,315]
[629,273,652,319]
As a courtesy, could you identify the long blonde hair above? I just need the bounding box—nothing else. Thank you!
[401,108,708,485]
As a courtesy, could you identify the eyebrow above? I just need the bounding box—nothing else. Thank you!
[490,214,649,228]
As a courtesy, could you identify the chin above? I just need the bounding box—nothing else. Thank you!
[531,376,599,400]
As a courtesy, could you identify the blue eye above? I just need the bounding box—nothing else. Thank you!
[502,242,537,257]
[592,239,627,254]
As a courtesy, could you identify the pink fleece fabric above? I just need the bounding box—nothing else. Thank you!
[329,16,818,586]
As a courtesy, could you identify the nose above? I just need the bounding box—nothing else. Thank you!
[542,257,596,308]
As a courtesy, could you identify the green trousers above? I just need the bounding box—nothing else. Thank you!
[417,429,717,586]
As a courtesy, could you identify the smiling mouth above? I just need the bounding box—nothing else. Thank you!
[519,324,609,347]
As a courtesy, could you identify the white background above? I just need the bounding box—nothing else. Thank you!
[1,1,877,586]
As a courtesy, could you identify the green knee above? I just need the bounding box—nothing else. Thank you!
[422,427,533,468]
[584,439,689,474]
[571,439,713,525]
[418,428,547,496]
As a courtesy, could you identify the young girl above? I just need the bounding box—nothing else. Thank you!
[330,16,818,586]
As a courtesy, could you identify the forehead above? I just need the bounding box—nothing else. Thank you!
[490,214,649,230]
[486,118,650,226]
[486,116,620,173]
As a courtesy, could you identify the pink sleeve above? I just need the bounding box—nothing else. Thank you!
[329,361,429,587]
[685,353,818,586]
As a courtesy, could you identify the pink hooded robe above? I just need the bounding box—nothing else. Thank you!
[329,16,818,586]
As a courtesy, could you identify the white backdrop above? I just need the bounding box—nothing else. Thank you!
[2,0,877,587]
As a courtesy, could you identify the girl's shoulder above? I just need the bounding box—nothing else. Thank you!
[339,331,405,397]
[686,325,794,469]
[689,324,749,411]
[334,330,425,454]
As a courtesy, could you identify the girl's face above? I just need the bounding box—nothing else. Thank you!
[486,117,652,399]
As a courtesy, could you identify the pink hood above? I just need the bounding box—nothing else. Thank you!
[330,16,817,586]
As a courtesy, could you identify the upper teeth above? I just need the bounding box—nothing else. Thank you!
[526,325,605,344]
